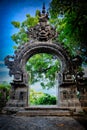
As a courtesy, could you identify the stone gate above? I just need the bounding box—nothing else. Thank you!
[4,4,86,113]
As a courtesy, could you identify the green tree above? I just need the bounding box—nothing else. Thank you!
[37,93,56,105]
[11,14,39,46]
[49,0,87,64]
[26,53,60,89]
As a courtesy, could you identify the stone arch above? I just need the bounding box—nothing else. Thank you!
[8,42,71,84]
[4,4,74,109]
[19,42,70,69]
[4,41,71,108]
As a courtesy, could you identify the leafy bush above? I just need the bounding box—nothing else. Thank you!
[30,89,56,105]
[0,83,11,111]
[0,83,11,99]
[36,93,56,105]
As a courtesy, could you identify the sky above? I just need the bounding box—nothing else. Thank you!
[0,0,51,83]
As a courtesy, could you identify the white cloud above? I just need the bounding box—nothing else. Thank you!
[0,61,11,83]
[0,67,9,72]
[0,74,13,83]
[0,61,4,64]
[31,82,57,96]
[0,60,9,73]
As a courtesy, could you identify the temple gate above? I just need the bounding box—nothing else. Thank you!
[4,4,87,113]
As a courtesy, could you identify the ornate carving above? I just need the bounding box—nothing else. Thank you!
[27,4,57,41]
[4,55,23,82]
[4,55,14,76]
[4,42,71,84]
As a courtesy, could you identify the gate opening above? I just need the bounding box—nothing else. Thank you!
[25,53,61,106]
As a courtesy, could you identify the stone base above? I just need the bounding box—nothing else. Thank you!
[3,106,24,114]
[17,106,75,116]
[58,82,83,112]
[6,99,27,107]
[6,82,28,109]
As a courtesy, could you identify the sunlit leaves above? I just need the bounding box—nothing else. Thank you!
[30,89,56,105]
[30,89,44,105]
[11,31,28,45]
[11,13,39,46]
[26,53,60,89]
[11,21,20,28]
[22,14,38,28]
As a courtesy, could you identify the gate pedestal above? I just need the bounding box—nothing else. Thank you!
[4,82,28,112]
[59,82,82,112]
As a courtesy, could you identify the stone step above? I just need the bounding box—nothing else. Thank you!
[16,106,75,116]
[17,110,72,116]
[24,106,75,111]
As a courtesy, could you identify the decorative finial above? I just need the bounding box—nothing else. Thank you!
[42,3,46,14]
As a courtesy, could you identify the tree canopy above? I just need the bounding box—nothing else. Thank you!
[26,53,60,89]
[49,0,87,64]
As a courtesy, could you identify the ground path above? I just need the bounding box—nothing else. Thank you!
[0,115,87,130]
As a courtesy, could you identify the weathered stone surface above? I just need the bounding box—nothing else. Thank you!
[59,82,83,112]
[17,106,74,116]
[5,83,28,109]
[0,115,87,130]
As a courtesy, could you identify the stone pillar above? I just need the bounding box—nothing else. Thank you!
[58,82,82,110]
[5,82,28,110]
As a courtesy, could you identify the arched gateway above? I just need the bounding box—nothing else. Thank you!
[4,5,81,112]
